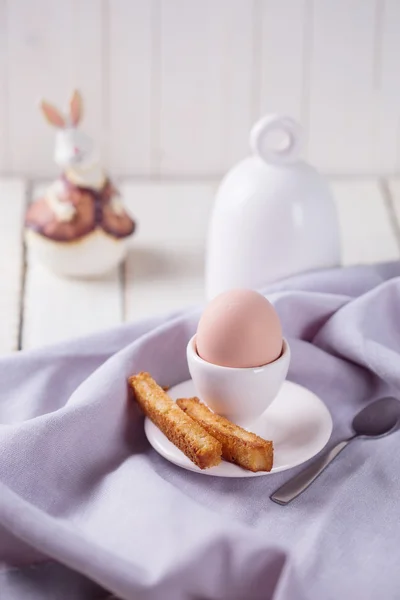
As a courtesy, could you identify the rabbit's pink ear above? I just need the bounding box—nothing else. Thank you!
[69,89,83,126]
[40,100,65,128]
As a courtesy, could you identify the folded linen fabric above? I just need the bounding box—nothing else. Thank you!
[1,262,400,600]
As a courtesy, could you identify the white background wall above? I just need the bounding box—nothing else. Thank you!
[0,0,399,178]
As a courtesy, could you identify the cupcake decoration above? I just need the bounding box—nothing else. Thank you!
[25,90,136,277]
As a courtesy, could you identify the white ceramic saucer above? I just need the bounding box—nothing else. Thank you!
[145,379,332,477]
[144,379,333,478]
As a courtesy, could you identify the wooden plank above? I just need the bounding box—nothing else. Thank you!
[386,178,400,236]
[258,0,307,126]
[387,178,400,205]
[0,179,26,353]
[0,0,8,171]
[158,0,254,176]
[108,0,153,175]
[22,184,123,350]
[123,182,215,319]
[71,0,105,159]
[307,0,376,174]
[331,179,399,265]
[374,0,400,173]
[7,0,104,176]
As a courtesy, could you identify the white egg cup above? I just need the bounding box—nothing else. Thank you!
[186,335,291,427]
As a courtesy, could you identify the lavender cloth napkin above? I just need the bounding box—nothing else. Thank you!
[1,263,400,600]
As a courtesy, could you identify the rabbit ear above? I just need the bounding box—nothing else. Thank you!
[69,89,83,126]
[40,100,65,128]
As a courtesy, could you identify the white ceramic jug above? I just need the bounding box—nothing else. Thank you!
[205,114,341,299]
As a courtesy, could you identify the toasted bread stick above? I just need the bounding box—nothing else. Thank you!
[177,397,273,472]
[129,373,222,469]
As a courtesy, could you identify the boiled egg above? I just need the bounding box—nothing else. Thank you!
[196,289,283,368]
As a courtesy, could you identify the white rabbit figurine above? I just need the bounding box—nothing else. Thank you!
[25,90,136,277]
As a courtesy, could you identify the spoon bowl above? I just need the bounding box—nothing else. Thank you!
[352,397,400,437]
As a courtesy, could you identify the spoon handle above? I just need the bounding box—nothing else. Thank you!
[270,438,353,505]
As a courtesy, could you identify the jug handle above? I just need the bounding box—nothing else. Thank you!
[249,114,303,165]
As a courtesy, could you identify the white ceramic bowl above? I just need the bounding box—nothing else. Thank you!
[186,335,290,426]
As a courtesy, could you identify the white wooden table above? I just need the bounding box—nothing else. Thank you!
[2,178,400,355]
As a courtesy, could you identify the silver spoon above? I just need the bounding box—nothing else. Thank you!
[271,397,400,505]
